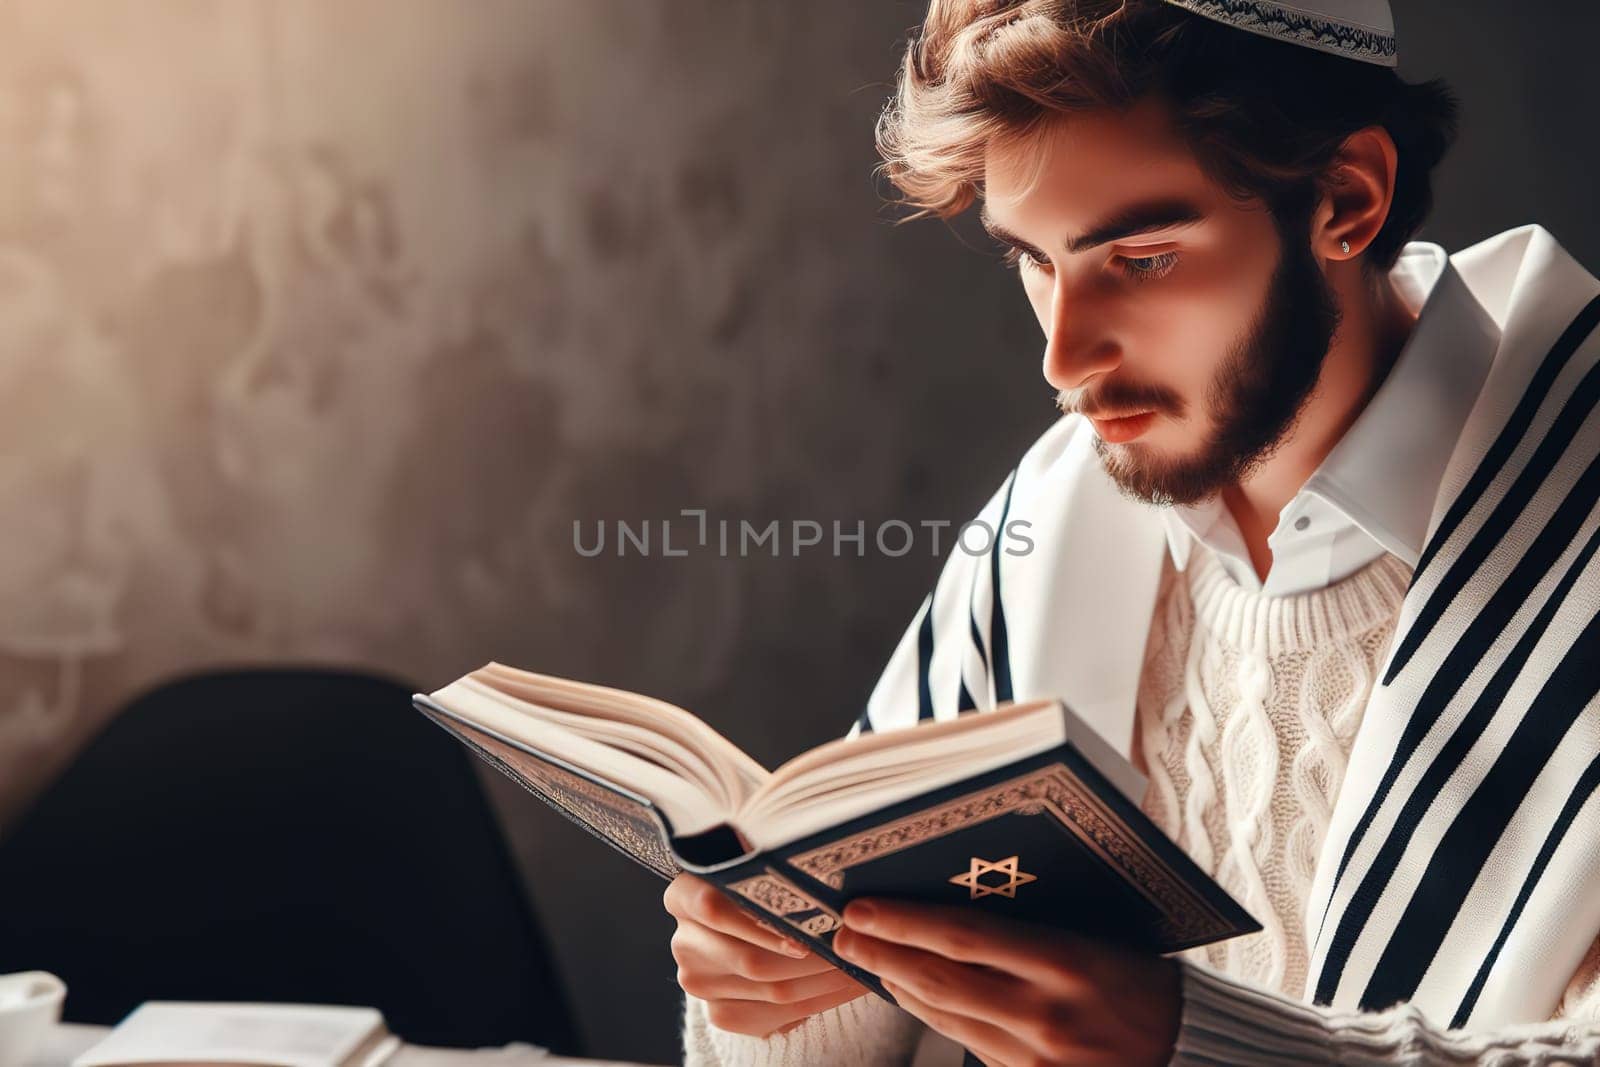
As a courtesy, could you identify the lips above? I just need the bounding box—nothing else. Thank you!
[1088,411,1156,444]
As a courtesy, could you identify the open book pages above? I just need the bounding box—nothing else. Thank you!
[71,1003,397,1067]
[427,662,1143,852]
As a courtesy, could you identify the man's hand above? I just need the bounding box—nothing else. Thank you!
[664,873,871,1038]
[832,898,1182,1067]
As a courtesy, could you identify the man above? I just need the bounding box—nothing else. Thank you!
[668,1,1600,1063]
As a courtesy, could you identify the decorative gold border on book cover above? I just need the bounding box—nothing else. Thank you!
[433,713,682,880]
[728,868,843,937]
[786,765,1224,944]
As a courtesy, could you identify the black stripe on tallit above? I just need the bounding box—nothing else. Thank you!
[917,592,936,721]
[1311,448,1600,998]
[1450,747,1600,1029]
[969,612,991,673]
[1313,330,1600,941]
[989,471,1018,704]
[959,555,992,713]
[1387,296,1600,683]
[1406,295,1600,592]
[1318,505,1600,1004]
[1358,597,1600,1013]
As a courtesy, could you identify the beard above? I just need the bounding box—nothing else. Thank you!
[1062,224,1342,508]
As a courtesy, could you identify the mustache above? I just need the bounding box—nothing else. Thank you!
[1056,383,1186,420]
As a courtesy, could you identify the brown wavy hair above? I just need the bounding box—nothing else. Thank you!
[875,0,1459,269]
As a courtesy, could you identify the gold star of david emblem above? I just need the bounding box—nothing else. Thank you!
[948,854,1037,899]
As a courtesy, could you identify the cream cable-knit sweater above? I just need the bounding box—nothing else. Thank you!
[681,544,1600,1065]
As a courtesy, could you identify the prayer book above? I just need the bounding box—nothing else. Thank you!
[415,663,1259,998]
[70,1002,397,1067]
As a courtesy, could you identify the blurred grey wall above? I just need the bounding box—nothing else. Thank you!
[0,1,1592,1062]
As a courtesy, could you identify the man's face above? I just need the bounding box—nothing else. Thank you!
[982,97,1341,507]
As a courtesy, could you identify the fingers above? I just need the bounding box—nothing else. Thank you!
[664,872,871,1038]
[664,874,810,957]
[880,978,1040,1067]
[833,926,1023,1014]
[679,959,861,1006]
[702,982,872,1039]
[842,898,1085,987]
[673,919,844,984]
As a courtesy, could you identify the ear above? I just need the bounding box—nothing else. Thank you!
[1311,126,1398,263]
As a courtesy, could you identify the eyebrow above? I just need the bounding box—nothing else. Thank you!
[980,197,1207,256]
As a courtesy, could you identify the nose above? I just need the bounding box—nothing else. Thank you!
[1040,276,1121,394]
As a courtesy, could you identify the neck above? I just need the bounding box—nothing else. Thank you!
[1222,260,1420,582]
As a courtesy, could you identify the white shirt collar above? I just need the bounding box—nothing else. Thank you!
[1161,240,1504,596]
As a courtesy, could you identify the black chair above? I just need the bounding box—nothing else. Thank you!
[0,667,580,1053]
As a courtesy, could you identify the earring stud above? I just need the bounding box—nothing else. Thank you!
[1340,239,1351,255]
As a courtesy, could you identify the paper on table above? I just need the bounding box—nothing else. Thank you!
[70,1003,398,1067]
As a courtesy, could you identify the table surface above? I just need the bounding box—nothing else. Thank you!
[29,1022,666,1067]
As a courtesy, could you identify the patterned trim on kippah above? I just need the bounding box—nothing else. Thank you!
[1162,0,1398,67]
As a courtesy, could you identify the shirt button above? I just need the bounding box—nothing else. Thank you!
[1294,516,1311,532]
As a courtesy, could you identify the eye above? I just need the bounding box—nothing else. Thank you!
[1117,250,1179,281]
[1000,244,1053,273]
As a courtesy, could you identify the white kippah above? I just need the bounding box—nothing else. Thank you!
[1158,0,1397,67]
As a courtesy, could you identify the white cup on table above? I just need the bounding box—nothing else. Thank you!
[0,972,66,1066]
